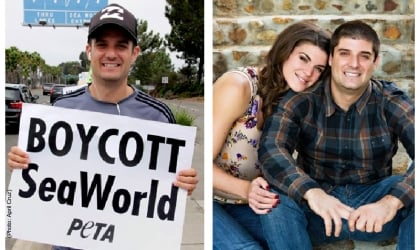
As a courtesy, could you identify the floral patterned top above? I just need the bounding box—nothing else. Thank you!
[214,67,262,204]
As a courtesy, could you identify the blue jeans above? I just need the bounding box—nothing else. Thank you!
[260,175,414,250]
[213,201,268,250]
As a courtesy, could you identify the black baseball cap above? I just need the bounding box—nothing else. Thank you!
[88,3,138,45]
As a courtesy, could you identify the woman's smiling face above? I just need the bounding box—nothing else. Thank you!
[282,42,328,92]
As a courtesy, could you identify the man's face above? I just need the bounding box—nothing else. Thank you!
[86,26,140,84]
[329,37,379,95]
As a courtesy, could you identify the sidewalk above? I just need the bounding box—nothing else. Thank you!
[181,198,205,250]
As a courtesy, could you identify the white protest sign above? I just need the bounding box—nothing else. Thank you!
[6,103,196,250]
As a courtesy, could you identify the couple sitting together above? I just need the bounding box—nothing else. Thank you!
[213,20,413,250]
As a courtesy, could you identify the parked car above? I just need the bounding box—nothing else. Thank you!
[42,83,54,95]
[5,83,39,131]
[49,84,68,104]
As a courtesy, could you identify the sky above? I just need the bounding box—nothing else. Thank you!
[5,0,184,68]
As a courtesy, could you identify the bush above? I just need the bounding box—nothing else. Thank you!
[154,82,204,98]
[170,105,195,126]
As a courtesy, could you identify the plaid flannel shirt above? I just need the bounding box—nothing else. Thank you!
[259,77,414,208]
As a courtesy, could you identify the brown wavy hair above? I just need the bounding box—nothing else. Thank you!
[258,21,331,119]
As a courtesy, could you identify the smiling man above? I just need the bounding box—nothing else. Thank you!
[258,20,414,250]
[85,3,140,102]
[7,3,198,250]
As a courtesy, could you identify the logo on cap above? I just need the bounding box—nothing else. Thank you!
[99,5,124,21]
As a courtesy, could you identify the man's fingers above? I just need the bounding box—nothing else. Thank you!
[355,215,367,232]
[173,180,195,196]
[173,170,198,196]
[176,174,198,185]
[332,214,342,237]
[323,214,332,237]
[374,222,383,233]
[348,210,360,232]
[7,158,28,170]
[338,204,354,220]
[7,149,30,171]
[366,219,375,233]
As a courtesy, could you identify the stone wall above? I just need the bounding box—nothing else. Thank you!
[213,0,415,98]
[213,1,414,248]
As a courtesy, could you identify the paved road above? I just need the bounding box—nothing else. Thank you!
[5,87,204,250]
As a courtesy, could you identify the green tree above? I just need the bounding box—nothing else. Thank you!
[5,46,23,83]
[165,0,204,85]
[130,20,173,86]
[29,51,45,86]
[58,61,84,84]
[79,51,90,71]
[59,61,83,75]
[5,46,21,72]
[5,47,46,86]
[41,64,62,83]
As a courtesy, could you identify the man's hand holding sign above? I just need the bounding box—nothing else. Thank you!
[7,103,196,250]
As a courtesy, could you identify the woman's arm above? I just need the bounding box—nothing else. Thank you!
[213,72,278,213]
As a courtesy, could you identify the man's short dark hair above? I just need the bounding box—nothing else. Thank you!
[331,20,380,60]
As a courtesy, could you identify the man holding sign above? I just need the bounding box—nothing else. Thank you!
[7,3,198,250]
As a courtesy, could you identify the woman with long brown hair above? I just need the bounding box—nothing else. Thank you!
[213,21,331,249]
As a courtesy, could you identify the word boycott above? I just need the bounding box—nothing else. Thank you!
[19,164,179,219]
[26,118,187,173]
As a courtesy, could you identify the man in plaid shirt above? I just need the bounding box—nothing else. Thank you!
[258,20,414,250]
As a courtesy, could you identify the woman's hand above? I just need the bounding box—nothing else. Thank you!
[247,177,280,214]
